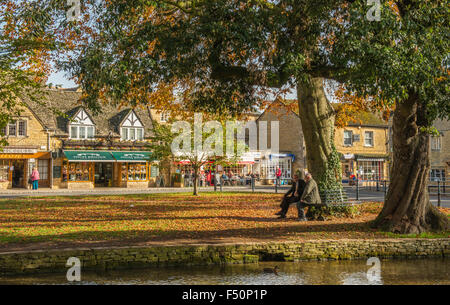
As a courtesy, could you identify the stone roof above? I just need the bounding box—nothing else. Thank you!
[275,99,388,127]
[23,88,154,138]
[433,118,450,134]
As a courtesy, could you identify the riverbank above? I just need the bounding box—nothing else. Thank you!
[0,238,448,275]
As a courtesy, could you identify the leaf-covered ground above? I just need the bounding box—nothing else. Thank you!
[0,192,448,252]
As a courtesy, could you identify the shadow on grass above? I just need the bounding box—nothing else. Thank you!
[0,221,376,248]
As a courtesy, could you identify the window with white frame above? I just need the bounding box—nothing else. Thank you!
[120,110,144,141]
[431,135,441,151]
[358,161,384,181]
[430,168,445,182]
[18,121,27,136]
[263,158,292,180]
[68,108,96,140]
[1,120,27,137]
[344,130,353,146]
[364,131,374,147]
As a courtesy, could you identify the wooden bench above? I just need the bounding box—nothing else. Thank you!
[319,189,359,207]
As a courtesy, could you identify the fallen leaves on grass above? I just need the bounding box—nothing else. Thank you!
[0,193,446,251]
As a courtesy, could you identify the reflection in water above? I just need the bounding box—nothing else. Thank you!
[0,258,448,285]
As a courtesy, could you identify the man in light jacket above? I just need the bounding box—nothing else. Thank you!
[297,173,321,221]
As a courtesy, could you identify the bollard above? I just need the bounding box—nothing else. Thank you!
[275,179,278,193]
[376,180,379,192]
[251,177,255,192]
[437,180,441,208]
[214,174,217,192]
[356,176,359,201]
[383,180,387,200]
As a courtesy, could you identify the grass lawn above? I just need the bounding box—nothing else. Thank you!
[0,192,448,252]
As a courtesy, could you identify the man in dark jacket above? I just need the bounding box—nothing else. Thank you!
[275,173,306,219]
[297,173,322,221]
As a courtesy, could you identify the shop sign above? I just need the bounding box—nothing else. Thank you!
[344,154,355,160]
[2,148,37,154]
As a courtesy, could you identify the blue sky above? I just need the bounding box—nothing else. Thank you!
[46,71,300,100]
[46,71,77,88]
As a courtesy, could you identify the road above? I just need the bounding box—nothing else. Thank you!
[343,186,450,208]
[0,185,448,208]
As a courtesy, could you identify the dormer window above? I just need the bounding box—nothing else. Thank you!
[120,110,144,141]
[69,108,95,140]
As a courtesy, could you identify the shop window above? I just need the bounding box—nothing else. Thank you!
[38,159,49,180]
[0,160,9,182]
[430,169,445,182]
[121,163,128,181]
[364,131,374,147]
[263,158,292,179]
[129,163,147,181]
[344,130,353,146]
[67,162,91,181]
[357,161,384,181]
[121,163,147,181]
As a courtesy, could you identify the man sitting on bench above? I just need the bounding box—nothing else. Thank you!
[275,172,306,219]
[297,173,322,221]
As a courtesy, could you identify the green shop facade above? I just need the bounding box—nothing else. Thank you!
[60,150,158,189]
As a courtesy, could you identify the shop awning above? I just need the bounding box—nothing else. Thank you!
[63,150,115,162]
[269,153,295,162]
[0,152,51,159]
[237,161,255,164]
[111,151,153,162]
[355,154,387,162]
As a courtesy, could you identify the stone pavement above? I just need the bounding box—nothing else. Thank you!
[0,185,289,198]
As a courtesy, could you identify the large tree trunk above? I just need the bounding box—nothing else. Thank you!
[296,76,342,191]
[373,93,448,233]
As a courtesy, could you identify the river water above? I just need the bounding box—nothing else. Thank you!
[0,258,448,285]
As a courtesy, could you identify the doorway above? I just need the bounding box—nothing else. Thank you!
[11,160,25,188]
[94,163,114,187]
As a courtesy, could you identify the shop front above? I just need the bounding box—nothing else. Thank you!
[61,150,153,189]
[111,151,153,188]
[0,150,51,189]
[62,151,114,189]
[260,153,294,184]
[340,154,388,186]
[340,153,355,184]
